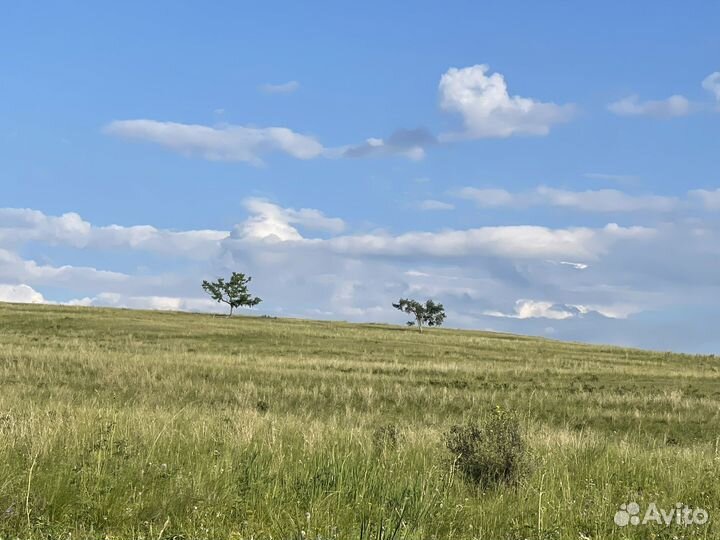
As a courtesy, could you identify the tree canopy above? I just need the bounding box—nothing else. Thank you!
[392,298,446,332]
[202,272,262,316]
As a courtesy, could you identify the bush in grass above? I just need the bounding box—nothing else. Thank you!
[255,399,270,413]
[372,423,402,451]
[445,406,526,488]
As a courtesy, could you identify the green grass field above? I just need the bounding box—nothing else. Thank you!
[1,302,718,539]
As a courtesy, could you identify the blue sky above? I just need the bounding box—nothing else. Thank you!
[2,1,719,352]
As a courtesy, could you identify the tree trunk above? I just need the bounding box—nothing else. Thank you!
[228,305,234,317]
[417,316,423,333]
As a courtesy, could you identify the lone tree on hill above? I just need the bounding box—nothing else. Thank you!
[202,272,262,316]
[392,298,446,332]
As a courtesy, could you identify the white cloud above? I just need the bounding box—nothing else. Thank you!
[0,208,227,259]
[484,299,636,321]
[607,95,690,117]
[702,72,720,102]
[68,292,222,312]
[438,64,574,140]
[404,270,431,278]
[0,209,91,247]
[227,201,652,261]
[323,226,597,259]
[584,304,641,319]
[260,81,300,94]
[534,186,678,212]
[559,261,589,270]
[457,186,679,212]
[0,283,45,304]
[104,120,324,165]
[485,299,588,320]
[106,120,432,164]
[689,188,720,210]
[238,198,345,242]
[92,225,227,257]
[417,200,454,211]
[0,248,129,290]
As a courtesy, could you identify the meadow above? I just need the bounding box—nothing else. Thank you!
[0,302,719,539]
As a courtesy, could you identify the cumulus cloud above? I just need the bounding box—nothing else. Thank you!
[0,283,45,304]
[238,198,345,242]
[104,120,325,165]
[438,64,575,140]
[227,200,652,261]
[0,248,129,289]
[457,186,679,212]
[0,208,227,259]
[702,72,720,102]
[260,80,300,94]
[607,95,690,117]
[0,209,91,247]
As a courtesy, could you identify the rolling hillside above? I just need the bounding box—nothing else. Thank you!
[0,302,718,539]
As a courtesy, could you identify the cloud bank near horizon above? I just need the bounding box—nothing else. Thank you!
[2,191,720,353]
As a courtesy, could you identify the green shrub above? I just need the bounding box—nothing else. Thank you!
[445,406,526,488]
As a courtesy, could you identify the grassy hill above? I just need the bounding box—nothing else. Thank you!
[0,302,718,539]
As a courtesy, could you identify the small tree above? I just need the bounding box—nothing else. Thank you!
[392,298,446,332]
[202,272,262,316]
